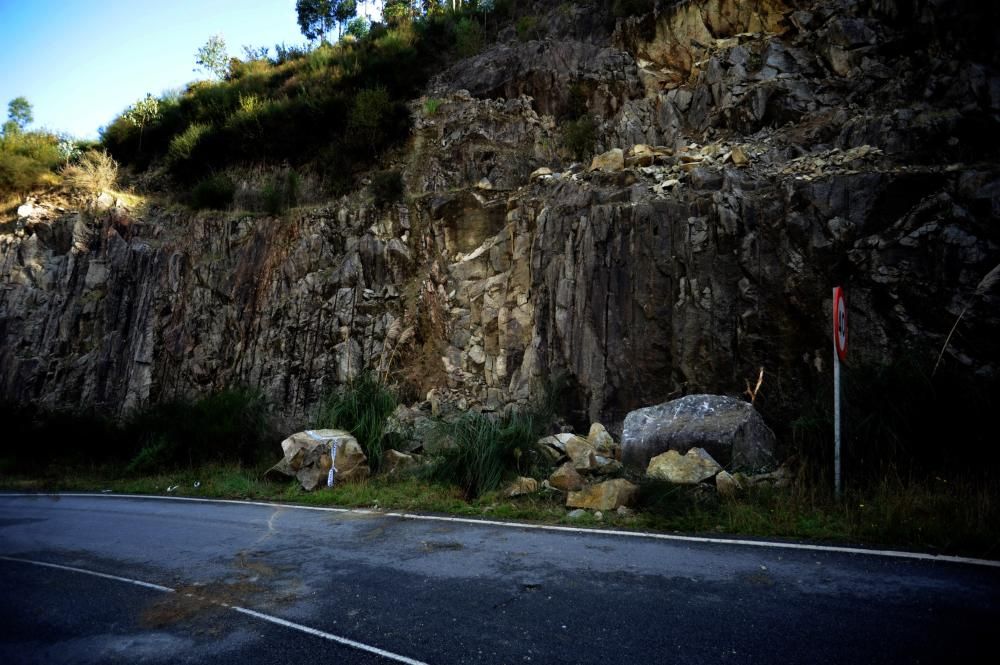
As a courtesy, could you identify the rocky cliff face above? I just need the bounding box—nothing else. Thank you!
[2,0,998,434]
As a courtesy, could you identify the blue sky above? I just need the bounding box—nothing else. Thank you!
[0,0,378,139]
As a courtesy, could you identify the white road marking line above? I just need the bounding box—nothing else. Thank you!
[228,605,428,665]
[0,555,430,665]
[3,492,999,568]
[0,556,174,592]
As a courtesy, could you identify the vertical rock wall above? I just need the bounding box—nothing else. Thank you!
[1,0,998,433]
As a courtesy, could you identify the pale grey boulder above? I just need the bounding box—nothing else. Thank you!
[622,395,776,472]
[269,429,369,491]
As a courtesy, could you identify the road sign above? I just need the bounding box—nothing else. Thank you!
[833,287,848,362]
[832,286,847,499]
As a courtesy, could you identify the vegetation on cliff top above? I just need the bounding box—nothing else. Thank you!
[2,0,647,208]
[98,3,515,200]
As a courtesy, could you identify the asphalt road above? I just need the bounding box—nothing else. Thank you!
[0,494,996,664]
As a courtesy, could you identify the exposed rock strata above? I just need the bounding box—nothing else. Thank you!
[1,0,997,438]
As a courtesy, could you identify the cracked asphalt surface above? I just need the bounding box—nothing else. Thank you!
[0,494,996,664]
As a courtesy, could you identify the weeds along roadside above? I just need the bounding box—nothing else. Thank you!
[4,462,996,559]
[2,358,998,558]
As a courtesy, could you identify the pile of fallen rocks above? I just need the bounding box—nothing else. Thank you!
[540,423,637,512]
[529,138,893,198]
[268,394,786,526]
[644,446,790,498]
[505,393,784,520]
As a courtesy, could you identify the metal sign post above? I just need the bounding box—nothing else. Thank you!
[832,287,848,499]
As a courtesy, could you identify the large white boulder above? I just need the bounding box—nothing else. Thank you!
[622,395,776,472]
[270,429,369,491]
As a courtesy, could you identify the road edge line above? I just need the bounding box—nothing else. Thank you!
[3,492,999,568]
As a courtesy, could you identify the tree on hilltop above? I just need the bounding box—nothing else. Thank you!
[346,16,370,40]
[123,94,160,153]
[384,0,416,26]
[335,0,359,31]
[195,34,230,80]
[296,0,357,42]
[7,97,33,131]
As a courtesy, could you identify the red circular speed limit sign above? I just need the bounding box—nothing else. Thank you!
[833,286,848,361]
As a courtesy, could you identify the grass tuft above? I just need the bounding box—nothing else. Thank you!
[429,410,549,499]
[61,150,118,194]
[315,373,398,474]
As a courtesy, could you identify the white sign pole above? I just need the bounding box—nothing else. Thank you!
[834,343,841,499]
[832,286,847,500]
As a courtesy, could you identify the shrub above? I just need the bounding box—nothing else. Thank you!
[516,15,543,41]
[319,143,356,196]
[167,123,211,166]
[0,152,53,199]
[423,98,442,116]
[262,168,300,215]
[306,43,338,74]
[0,129,62,198]
[563,82,590,121]
[0,389,276,475]
[0,401,128,472]
[61,150,118,194]
[429,410,548,499]
[455,17,483,57]
[190,173,235,210]
[562,115,597,161]
[369,169,404,206]
[348,87,392,153]
[384,0,416,27]
[98,6,450,190]
[786,358,1000,493]
[272,42,310,65]
[229,58,272,80]
[315,373,398,474]
[125,388,275,472]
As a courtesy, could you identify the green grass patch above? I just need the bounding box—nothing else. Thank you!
[428,410,550,499]
[1,466,996,558]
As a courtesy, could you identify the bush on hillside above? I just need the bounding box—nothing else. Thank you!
[0,129,62,199]
[262,168,300,215]
[166,123,210,166]
[0,389,276,474]
[785,358,1000,492]
[124,388,276,473]
[0,401,128,472]
[98,9,478,190]
[61,150,119,194]
[369,169,404,207]
[455,17,483,57]
[190,173,235,210]
[429,410,549,499]
[315,373,398,474]
[515,15,544,41]
[562,115,597,161]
